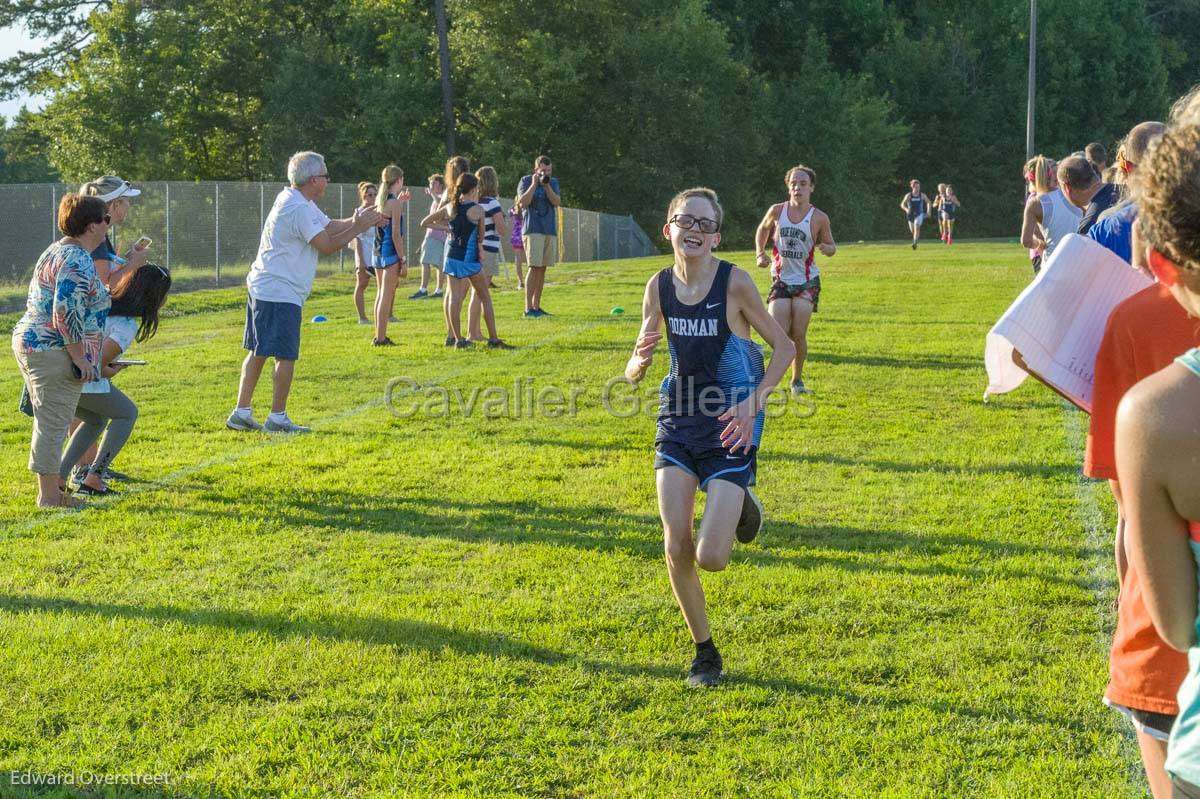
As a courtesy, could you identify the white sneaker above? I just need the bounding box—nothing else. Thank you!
[226,410,263,431]
[263,414,311,433]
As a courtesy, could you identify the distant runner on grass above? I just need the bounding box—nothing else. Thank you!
[900,179,932,249]
[755,164,836,395]
[625,187,794,688]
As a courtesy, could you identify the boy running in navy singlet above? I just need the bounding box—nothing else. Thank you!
[625,188,795,688]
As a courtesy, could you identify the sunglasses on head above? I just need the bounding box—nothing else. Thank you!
[669,214,720,234]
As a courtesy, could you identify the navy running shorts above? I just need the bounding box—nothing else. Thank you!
[243,297,302,360]
[655,441,757,491]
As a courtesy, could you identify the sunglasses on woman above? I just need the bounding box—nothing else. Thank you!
[669,214,720,234]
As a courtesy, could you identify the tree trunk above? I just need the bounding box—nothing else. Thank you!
[434,0,456,156]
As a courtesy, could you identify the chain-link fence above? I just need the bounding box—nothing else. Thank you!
[0,181,656,294]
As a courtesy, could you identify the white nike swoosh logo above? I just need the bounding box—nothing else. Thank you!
[706,302,722,309]
[725,454,740,460]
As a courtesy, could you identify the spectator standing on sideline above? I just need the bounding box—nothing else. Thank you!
[516,155,560,317]
[468,166,507,341]
[1114,118,1200,799]
[1020,155,1079,272]
[411,174,447,300]
[1088,121,1167,264]
[351,182,378,324]
[1057,155,1106,216]
[226,151,383,434]
[11,193,111,508]
[80,176,149,288]
[1086,142,1109,176]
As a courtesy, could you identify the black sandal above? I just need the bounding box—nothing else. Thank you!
[73,483,119,496]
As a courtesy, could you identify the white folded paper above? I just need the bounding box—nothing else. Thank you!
[984,233,1153,412]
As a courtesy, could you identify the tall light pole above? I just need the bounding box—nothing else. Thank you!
[1025,0,1037,160]
[434,0,456,156]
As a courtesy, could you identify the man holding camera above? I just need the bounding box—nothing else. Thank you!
[516,155,561,317]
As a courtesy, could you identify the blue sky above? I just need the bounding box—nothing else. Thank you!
[0,25,48,120]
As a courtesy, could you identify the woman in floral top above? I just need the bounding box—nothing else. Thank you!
[11,193,113,508]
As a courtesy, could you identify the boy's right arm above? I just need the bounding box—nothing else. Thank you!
[625,274,663,382]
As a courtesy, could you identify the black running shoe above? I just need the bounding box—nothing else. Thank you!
[687,647,723,688]
[487,338,515,350]
[735,487,763,544]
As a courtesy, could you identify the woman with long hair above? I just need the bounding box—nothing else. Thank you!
[420,173,512,350]
[1020,155,1079,275]
[371,165,409,346]
[61,263,172,494]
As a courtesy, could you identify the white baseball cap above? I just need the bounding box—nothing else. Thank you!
[87,176,142,202]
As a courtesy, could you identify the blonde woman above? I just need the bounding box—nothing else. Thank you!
[372,165,409,346]
[80,175,150,288]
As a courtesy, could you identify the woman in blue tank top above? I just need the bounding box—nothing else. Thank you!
[624,187,794,688]
[1114,122,1200,798]
[419,173,512,349]
[371,164,409,347]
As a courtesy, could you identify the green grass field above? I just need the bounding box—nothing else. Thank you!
[0,243,1140,797]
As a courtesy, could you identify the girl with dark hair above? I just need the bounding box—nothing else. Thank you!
[61,263,172,494]
[420,174,513,350]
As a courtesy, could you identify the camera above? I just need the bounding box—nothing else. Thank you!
[539,173,551,185]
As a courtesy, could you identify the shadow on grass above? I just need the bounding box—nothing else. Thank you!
[126,490,1095,589]
[807,352,982,371]
[0,591,1095,735]
[520,435,1081,481]
[767,450,1081,480]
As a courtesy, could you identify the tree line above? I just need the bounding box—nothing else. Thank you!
[0,0,1189,246]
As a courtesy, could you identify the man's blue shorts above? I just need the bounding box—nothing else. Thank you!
[654,441,757,491]
[243,297,301,360]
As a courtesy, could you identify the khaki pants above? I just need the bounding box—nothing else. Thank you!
[523,234,558,267]
[12,345,83,474]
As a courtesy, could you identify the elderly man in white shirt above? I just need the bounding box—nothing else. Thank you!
[226,151,383,433]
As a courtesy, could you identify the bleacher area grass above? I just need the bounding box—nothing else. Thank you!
[0,243,1140,797]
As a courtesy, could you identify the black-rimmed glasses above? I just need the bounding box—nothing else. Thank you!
[669,214,720,234]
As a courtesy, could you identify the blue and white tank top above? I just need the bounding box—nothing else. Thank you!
[373,193,403,267]
[772,204,818,286]
[656,260,765,449]
[908,192,925,217]
[446,201,479,263]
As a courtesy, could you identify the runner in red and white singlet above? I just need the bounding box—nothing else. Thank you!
[755,164,836,395]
